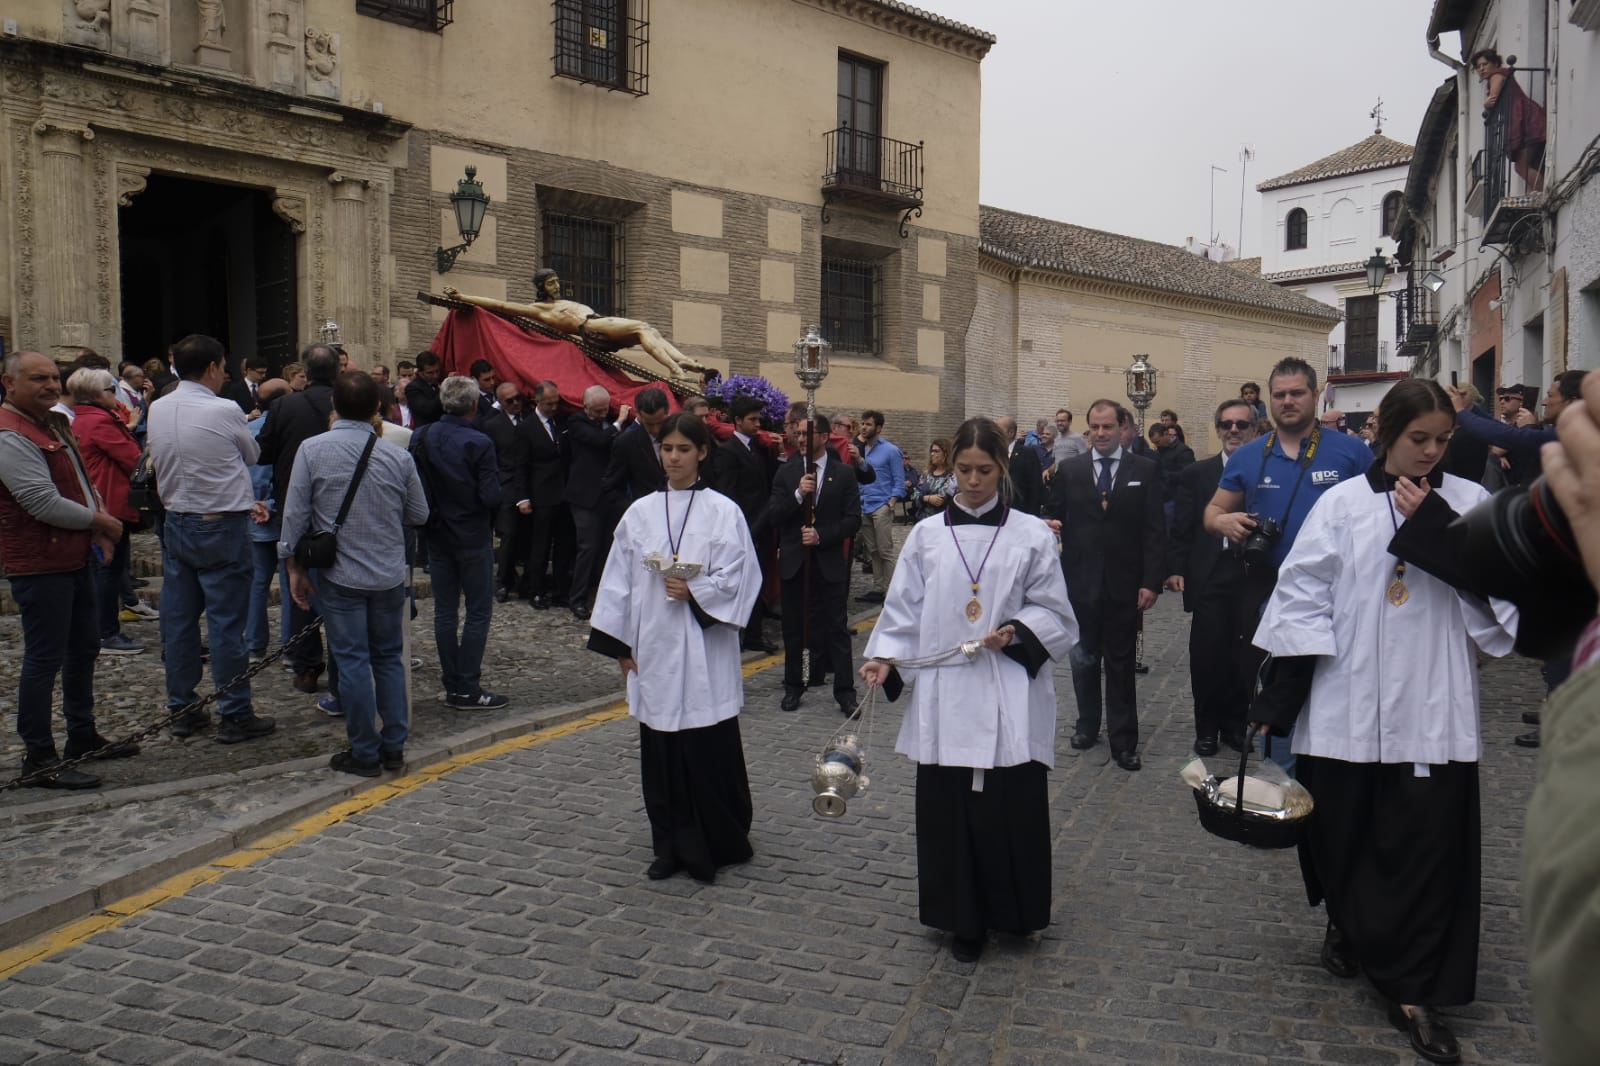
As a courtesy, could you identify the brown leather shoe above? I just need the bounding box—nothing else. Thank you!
[292,668,321,694]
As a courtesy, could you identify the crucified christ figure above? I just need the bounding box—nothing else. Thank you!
[443,268,706,385]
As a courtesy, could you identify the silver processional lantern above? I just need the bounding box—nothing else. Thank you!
[792,323,831,400]
[1125,353,1157,431]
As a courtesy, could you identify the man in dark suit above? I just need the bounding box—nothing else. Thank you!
[603,386,670,507]
[224,355,269,415]
[997,415,1043,515]
[1045,399,1166,771]
[257,342,339,695]
[1165,399,1258,756]
[481,382,532,602]
[469,359,499,425]
[770,413,861,715]
[564,385,626,620]
[406,352,444,427]
[714,395,777,653]
[520,380,574,610]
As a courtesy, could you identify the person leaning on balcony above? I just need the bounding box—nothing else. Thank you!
[1472,49,1545,193]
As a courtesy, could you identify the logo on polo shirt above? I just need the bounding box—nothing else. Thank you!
[1311,470,1341,486]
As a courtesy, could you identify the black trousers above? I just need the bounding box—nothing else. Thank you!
[568,504,612,610]
[526,502,576,602]
[494,505,531,593]
[1188,558,1253,742]
[780,567,854,699]
[1069,594,1139,753]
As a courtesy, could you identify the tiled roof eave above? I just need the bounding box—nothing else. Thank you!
[1257,159,1414,192]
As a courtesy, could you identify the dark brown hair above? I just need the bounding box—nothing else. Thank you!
[1374,378,1453,457]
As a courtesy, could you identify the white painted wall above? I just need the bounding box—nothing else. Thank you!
[1259,166,1409,278]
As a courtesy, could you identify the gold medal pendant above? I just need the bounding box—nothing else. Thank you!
[965,596,983,623]
[1386,579,1409,607]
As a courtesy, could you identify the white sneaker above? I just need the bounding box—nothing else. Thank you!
[121,601,159,621]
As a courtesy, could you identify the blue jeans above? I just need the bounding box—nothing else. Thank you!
[246,540,278,655]
[428,535,494,697]
[319,580,408,762]
[94,528,132,640]
[160,511,253,719]
[9,567,100,755]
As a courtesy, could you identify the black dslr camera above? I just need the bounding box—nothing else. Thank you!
[1449,478,1595,659]
[1239,515,1283,570]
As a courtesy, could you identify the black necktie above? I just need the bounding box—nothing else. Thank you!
[1097,456,1114,509]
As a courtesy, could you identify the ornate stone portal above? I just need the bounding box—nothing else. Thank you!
[1,56,407,360]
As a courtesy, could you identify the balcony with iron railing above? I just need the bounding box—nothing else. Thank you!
[1479,65,1547,247]
[1328,341,1390,376]
[821,126,924,235]
[1396,280,1438,357]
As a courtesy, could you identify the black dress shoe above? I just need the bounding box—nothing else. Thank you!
[1219,730,1248,754]
[1193,736,1219,757]
[531,595,550,610]
[743,638,779,655]
[496,587,512,604]
[646,857,681,881]
[292,667,322,694]
[1113,751,1142,772]
[215,714,277,745]
[837,694,859,717]
[1521,709,1541,726]
[380,749,405,771]
[20,754,100,790]
[950,935,983,963]
[329,750,381,778]
[1387,1003,1460,1064]
[1069,733,1098,750]
[854,590,885,604]
[1514,730,1540,748]
[571,606,591,621]
[779,689,803,712]
[63,733,140,760]
[1320,920,1359,978]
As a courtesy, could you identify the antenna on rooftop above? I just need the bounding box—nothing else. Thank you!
[1370,98,1385,134]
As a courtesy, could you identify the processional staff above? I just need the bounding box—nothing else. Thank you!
[793,325,832,682]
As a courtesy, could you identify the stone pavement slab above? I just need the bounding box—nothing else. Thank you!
[0,597,1547,1064]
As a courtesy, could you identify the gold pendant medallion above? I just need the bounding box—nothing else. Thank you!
[1386,579,1409,607]
[965,596,983,623]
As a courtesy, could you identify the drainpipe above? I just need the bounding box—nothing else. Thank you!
[1428,34,1470,383]
[1427,34,1465,72]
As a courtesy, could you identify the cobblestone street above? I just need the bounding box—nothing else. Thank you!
[0,587,1548,1064]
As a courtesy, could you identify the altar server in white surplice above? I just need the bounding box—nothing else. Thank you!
[588,413,763,885]
[1250,379,1518,1065]
[860,417,1077,965]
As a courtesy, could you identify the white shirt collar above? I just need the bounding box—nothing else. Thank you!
[734,430,751,447]
[1094,446,1124,463]
[950,493,1000,518]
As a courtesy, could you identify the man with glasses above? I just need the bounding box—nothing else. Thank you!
[1166,400,1259,755]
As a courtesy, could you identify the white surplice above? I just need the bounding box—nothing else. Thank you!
[864,503,1078,769]
[591,486,762,732]
[1254,473,1518,767]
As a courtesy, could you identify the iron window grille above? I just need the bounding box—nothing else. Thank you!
[553,0,649,95]
[356,0,453,32]
[821,256,881,356]
[1285,208,1307,250]
[543,212,625,318]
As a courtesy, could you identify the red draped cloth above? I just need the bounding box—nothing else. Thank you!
[427,309,679,414]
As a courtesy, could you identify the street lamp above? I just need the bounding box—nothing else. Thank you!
[435,165,491,274]
[1421,270,1446,293]
[1124,353,1157,434]
[1365,247,1392,292]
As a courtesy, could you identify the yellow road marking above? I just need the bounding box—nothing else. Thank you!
[0,619,881,982]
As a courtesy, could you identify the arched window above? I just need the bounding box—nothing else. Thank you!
[1380,191,1404,237]
[1285,208,1308,250]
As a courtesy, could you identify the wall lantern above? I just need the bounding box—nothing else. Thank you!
[1365,247,1393,292]
[1421,270,1446,293]
[435,165,491,274]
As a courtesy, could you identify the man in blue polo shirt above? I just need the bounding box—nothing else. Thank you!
[1203,357,1372,762]
[854,409,905,604]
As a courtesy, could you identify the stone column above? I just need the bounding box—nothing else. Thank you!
[33,120,96,351]
[326,172,369,363]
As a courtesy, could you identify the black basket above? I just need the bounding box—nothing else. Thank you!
[1191,742,1307,850]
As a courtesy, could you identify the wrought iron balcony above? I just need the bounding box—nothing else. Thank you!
[1329,341,1390,376]
[822,126,924,235]
[1396,280,1438,357]
[357,0,453,31]
[1481,67,1547,247]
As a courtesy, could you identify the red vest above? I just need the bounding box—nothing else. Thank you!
[0,406,93,576]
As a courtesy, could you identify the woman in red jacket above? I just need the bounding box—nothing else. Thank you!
[68,368,146,655]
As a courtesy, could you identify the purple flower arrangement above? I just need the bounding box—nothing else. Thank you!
[705,374,791,427]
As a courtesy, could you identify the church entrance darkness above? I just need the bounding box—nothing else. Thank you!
[119,174,297,375]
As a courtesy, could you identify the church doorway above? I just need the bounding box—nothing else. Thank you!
[118,174,298,375]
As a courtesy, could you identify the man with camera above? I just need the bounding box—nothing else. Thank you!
[1203,357,1373,766]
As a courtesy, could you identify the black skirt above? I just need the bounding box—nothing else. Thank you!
[638,717,754,881]
[1296,755,1480,1005]
[915,761,1051,939]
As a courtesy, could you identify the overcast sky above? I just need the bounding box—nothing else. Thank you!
[925,0,1454,256]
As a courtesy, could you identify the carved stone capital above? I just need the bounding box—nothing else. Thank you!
[271,193,308,233]
[116,163,151,206]
[32,119,96,142]
[327,171,368,202]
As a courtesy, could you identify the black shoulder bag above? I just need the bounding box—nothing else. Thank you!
[294,433,377,570]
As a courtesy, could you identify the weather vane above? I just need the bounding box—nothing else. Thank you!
[1370,98,1385,134]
